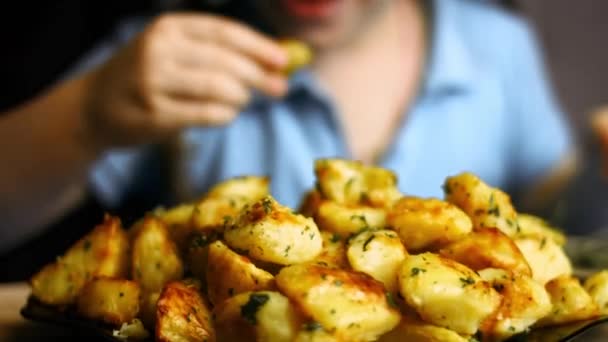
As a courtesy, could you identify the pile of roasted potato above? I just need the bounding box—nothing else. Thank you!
[29,159,608,341]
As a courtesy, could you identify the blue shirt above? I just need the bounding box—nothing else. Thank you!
[89,0,571,209]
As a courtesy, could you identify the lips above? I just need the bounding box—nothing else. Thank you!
[280,0,342,20]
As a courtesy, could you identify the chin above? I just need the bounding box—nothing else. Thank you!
[289,23,352,49]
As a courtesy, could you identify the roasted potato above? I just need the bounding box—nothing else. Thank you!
[155,203,196,251]
[205,175,269,201]
[279,39,313,75]
[478,268,551,340]
[132,217,184,293]
[76,277,140,325]
[276,264,401,341]
[347,229,407,292]
[387,197,472,252]
[184,229,221,285]
[224,196,322,265]
[206,240,275,306]
[398,253,501,335]
[378,313,470,342]
[314,159,401,208]
[536,276,600,327]
[190,196,248,232]
[156,281,215,342]
[584,270,608,314]
[514,236,571,285]
[313,231,349,269]
[517,213,566,246]
[315,201,387,236]
[443,172,519,237]
[214,291,303,342]
[439,228,531,276]
[30,215,129,305]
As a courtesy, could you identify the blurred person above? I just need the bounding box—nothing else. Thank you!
[0,0,579,269]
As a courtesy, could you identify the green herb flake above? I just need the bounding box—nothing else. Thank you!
[442,182,452,195]
[261,198,273,214]
[304,321,323,331]
[83,240,92,251]
[240,293,270,325]
[460,277,476,287]
[539,237,547,250]
[385,292,398,308]
[411,267,426,277]
[334,280,343,287]
[330,233,341,243]
[284,245,291,257]
[362,235,375,252]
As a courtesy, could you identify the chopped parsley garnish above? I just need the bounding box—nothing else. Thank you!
[385,292,398,308]
[261,198,273,214]
[411,267,426,276]
[240,293,270,325]
[460,276,476,287]
[362,235,375,251]
[303,321,323,331]
[330,233,341,243]
[333,280,343,287]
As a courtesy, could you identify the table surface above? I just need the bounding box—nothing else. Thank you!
[2,282,608,341]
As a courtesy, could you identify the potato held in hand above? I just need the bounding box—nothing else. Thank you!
[398,253,501,335]
[276,264,401,341]
[279,39,313,75]
[76,277,140,326]
[224,196,322,265]
[30,215,129,305]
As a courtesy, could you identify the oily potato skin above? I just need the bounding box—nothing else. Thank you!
[478,268,551,340]
[314,159,401,208]
[388,197,472,252]
[132,217,184,293]
[315,201,387,236]
[276,264,401,342]
[398,253,501,335]
[439,228,532,276]
[584,270,608,314]
[347,229,407,292]
[536,276,600,327]
[224,196,322,265]
[156,281,215,342]
[444,172,520,237]
[30,215,129,305]
[206,240,274,306]
[76,277,140,325]
[214,291,302,342]
[378,313,470,342]
[514,236,572,285]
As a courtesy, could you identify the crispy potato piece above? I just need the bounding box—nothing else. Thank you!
[514,236,572,285]
[185,230,221,285]
[347,229,407,292]
[443,172,519,237]
[584,270,608,314]
[224,196,322,265]
[206,240,274,306]
[206,176,269,201]
[76,277,140,325]
[378,313,470,342]
[30,215,129,305]
[536,276,600,327]
[313,231,349,269]
[132,217,184,293]
[398,253,501,335]
[315,201,387,236]
[439,228,531,276]
[387,197,472,252]
[155,203,196,251]
[190,196,247,232]
[276,264,401,341]
[214,291,303,342]
[279,39,313,75]
[517,213,566,246]
[156,281,215,342]
[314,159,401,208]
[478,268,551,340]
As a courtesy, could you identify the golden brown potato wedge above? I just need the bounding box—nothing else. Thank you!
[313,231,349,269]
[439,228,531,276]
[584,270,608,314]
[378,313,470,342]
[517,213,566,246]
[514,236,571,285]
[398,253,501,335]
[205,175,269,202]
[279,39,313,75]
[347,229,407,292]
[76,277,140,325]
[276,264,401,341]
[224,196,322,265]
[443,172,519,237]
[30,215,129,305]
[314,201,387,236]
[214,291,303,342]
[536,276,600,327]
[190,196,247,232]
[155,203,196,251]
[156,281,215,342]
[478,268,551,340]
[314,159,401,208]
[132,217,184,293]
[387,197,472,252]
[206,240,275,306]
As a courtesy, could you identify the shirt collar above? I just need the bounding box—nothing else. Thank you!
[422,0,477,96]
